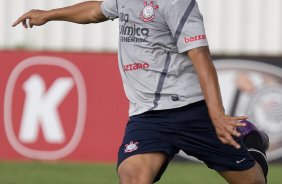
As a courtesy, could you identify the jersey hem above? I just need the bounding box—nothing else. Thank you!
[129,96,205,116]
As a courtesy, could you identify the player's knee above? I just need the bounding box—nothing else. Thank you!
[118,165,152,184]
[248,175,265,184]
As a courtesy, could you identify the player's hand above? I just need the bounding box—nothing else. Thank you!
[211,114,247,149]
[12,9,49,28]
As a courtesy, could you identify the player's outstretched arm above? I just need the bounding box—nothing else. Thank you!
[187,46,247,149]
[12,1,107,28]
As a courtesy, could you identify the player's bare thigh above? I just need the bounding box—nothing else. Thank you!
[218,162,265,184]
[118,152,167,184]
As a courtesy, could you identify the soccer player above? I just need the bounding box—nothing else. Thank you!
[13,0,269,183]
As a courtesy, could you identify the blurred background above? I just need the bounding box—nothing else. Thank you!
[1,0,282,54]
[0,0,281,183]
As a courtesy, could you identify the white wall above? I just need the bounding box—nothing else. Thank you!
[2,0,119,52]
[197,0,282,55]
[1,0,282,55]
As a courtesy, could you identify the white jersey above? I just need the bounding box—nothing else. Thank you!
[101,0,209,116]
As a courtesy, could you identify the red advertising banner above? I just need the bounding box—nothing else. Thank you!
[1,51,282,162]
[0,51,128,162]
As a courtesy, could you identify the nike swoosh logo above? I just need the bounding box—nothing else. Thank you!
[236,158,246,164]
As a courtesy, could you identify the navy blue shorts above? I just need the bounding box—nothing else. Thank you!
[117,100,255,182]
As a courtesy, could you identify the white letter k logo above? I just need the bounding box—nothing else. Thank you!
[19,74,74,143]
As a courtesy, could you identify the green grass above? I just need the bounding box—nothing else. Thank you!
[0,161,281,184]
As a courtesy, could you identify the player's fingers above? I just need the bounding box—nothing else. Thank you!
[216,126,240,147]
[12,17,24,27]
[12,14,31,28]
[225,116,247,126]
[231,116,248,121]
[230,140,241,149]
[218,129,240,148]
[219,137,228,144]
[22,19,28,28]
[235,121,246,127]
[223,122,242,137]
[12,10,34,27]
[229,127,241,137]
[225,135,241,149]
[228,121,246,127]
[29,21,33,28]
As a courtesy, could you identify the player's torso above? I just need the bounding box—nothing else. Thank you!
[116,0,203,115]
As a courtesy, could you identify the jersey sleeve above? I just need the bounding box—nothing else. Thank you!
[101,0,119,20]
[163,0,208,53]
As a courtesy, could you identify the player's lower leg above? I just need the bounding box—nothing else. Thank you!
[237,120,269,182]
